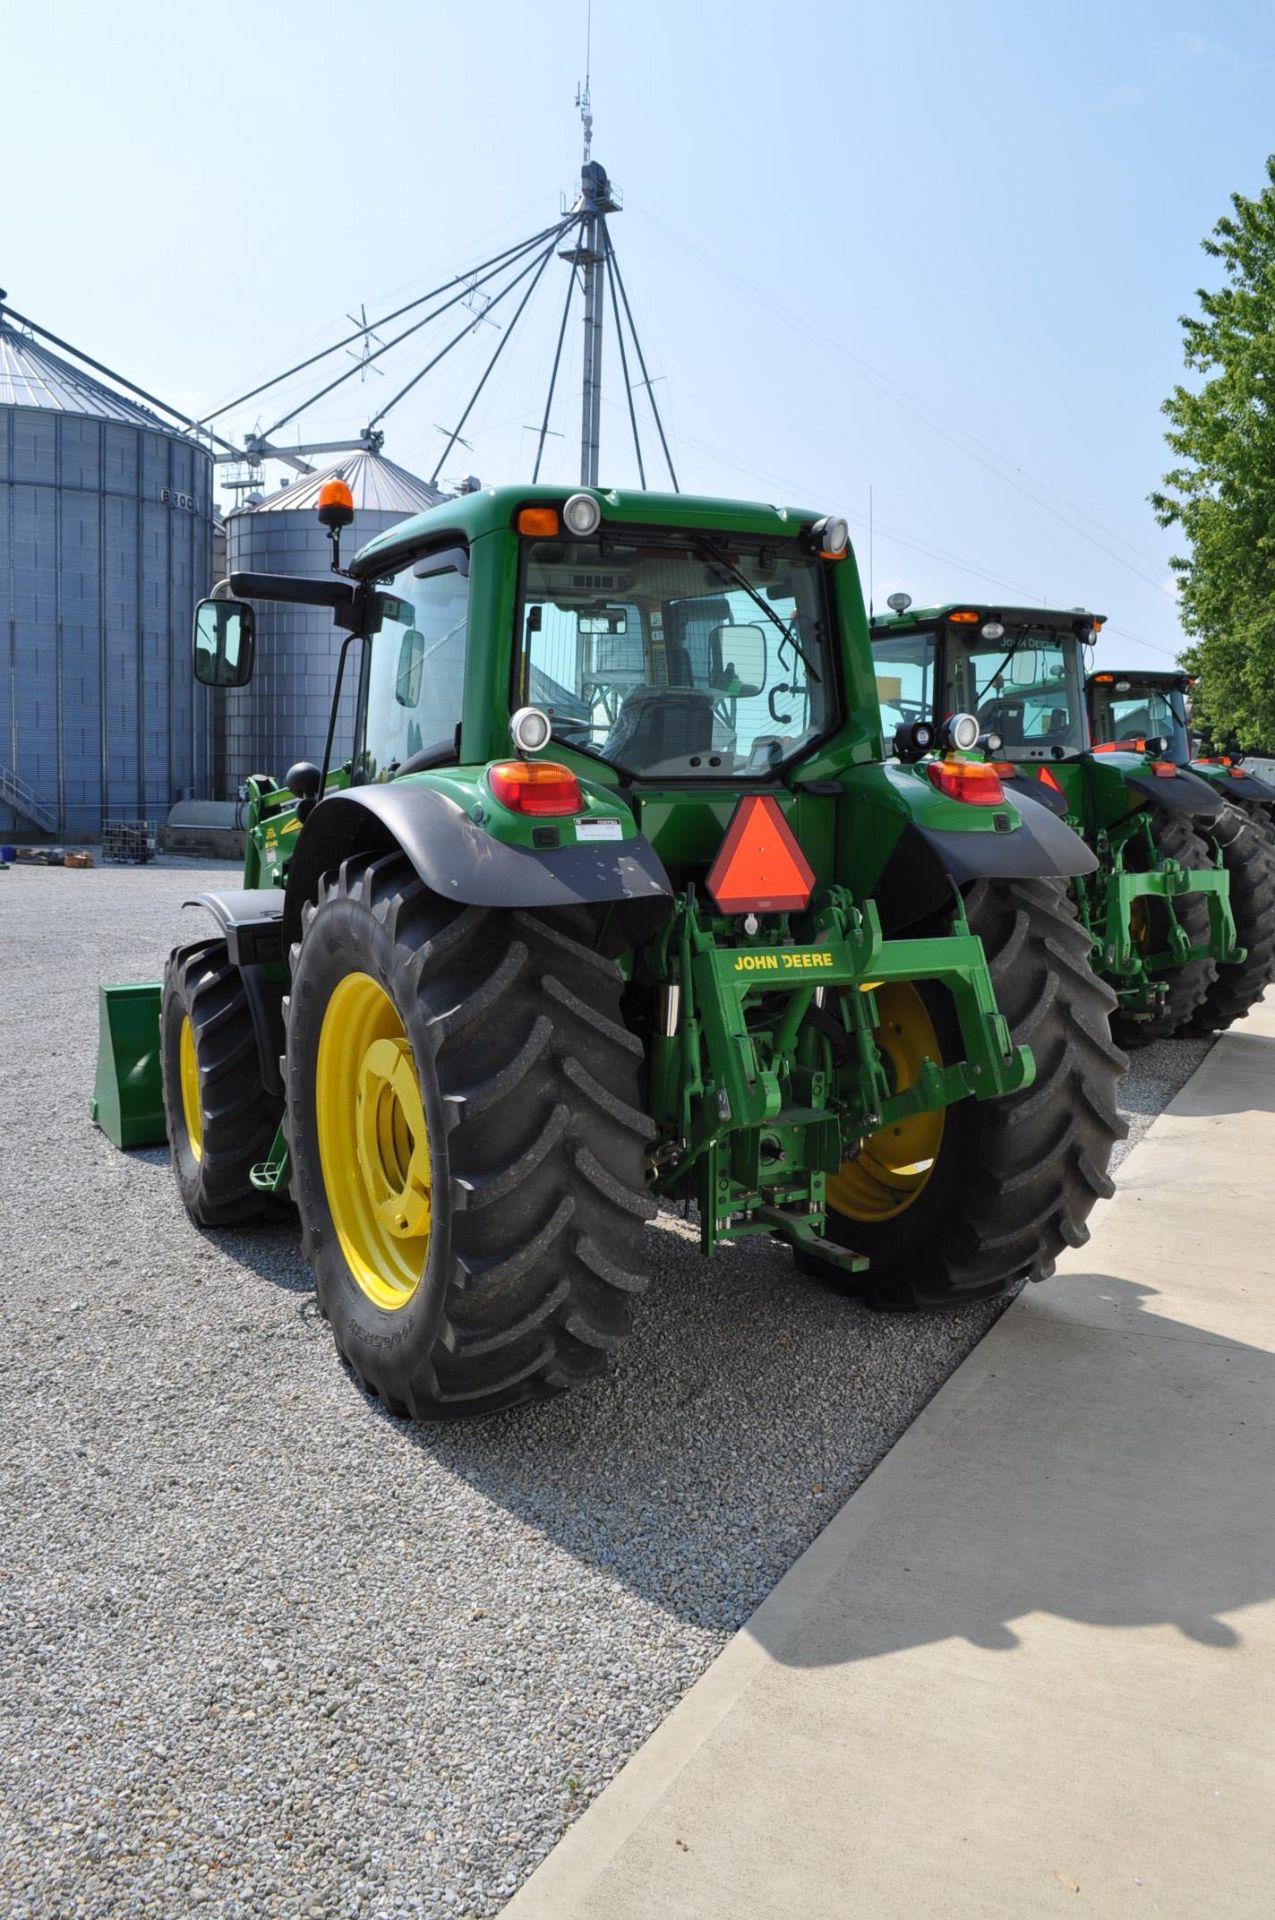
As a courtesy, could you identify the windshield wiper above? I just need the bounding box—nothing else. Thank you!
[694,539,821,682]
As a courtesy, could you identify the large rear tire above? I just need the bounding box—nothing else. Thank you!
[1110,808,1218,1049]
[284,852,655,1419]
[804,879,1127,1309]
[1178,806,1275,1035]
[160,938,284,1226]
[1229,797,1275,846]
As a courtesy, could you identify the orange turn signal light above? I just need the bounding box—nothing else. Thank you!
[926,760,1005,806]
[517,507,560,536]
[487,759,582,816]
[948,609,981,624]
[1150,761,1177,778]
[1093,672,1115,683]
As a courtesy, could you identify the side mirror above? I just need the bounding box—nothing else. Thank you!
[711,623,768,699]
[194,598,255,687]
[395,629,425,707]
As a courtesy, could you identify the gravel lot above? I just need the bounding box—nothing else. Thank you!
[0,860,1213,1919]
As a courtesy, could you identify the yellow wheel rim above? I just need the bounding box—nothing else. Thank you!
[1130,897,1151,953]
[179,1014,203,1162]
[827,982,945,1223]
[316,972,431,1311]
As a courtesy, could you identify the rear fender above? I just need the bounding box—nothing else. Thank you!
[282,784,674,956]
[1122,769,1225,818]
[873,798,1097,932]
[1204,770,1275,806]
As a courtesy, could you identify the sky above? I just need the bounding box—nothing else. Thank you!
[5,0,1275,671]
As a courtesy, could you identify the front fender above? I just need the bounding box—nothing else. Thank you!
[283,782,673,954]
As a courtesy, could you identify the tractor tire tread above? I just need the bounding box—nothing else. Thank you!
[285,857,651,1419]
[160,938,284,1227]
[1179,805,1275,1034]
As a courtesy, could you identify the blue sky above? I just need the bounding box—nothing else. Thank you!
[6,0,1274,669]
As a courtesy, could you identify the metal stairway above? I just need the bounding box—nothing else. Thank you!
[0,765,57,834]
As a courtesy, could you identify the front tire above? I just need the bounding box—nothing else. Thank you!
[160,939,283,1226]
[285,853,655,1419]
[805,879,1127,1309]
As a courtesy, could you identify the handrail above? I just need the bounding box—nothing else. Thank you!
[0,765,57,833]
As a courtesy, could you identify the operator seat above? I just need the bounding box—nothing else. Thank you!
[602,686,716,770]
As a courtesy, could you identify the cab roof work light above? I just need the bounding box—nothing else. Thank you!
[706,794,816,916]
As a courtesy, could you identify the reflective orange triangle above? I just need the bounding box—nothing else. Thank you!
[706,794,816,915]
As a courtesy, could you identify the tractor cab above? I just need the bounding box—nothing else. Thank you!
[870,602,1098,819]
[1087,667,1191,764]
[1087,666,1275,833]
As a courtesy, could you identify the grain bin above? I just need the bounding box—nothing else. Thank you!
[0,310,214,838]
[220,450,443,790]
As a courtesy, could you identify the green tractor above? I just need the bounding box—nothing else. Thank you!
[870,600,1273,1047]
[94,489,1125,1418]
[1087,666,1275,843]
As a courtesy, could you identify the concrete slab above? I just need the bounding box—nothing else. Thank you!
[503,996,1275,1920]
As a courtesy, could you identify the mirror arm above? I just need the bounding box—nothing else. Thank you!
[321,632,365,796]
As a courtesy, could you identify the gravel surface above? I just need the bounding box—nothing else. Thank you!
[0,861,1215,1919]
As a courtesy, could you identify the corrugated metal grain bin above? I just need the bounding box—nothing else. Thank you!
[0,313,214,839]
[221,451,443,791]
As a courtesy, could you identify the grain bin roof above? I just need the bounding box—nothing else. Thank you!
[0,317,174,427]
[244,449,446,516]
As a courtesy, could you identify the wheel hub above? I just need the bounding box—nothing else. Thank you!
[826,982,945,1223]
[316,971,431,1310]
[355,1035,432,1240]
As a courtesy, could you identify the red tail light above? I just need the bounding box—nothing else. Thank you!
[926,759,1004,807]
[1039,765,1064,793]
[487,760,583,816]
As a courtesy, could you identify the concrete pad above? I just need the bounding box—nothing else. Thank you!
[503,997,1275,1920]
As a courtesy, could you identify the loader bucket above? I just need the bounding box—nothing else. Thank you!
[90,982,167,1148]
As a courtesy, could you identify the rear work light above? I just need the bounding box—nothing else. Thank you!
[487,760,582,816]
[926,759,1005,806]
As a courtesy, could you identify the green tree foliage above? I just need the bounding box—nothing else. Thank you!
[1153,156,1275,751]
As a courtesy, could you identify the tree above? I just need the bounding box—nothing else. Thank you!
[1153,155,1275,751]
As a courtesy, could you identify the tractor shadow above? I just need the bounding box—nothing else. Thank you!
[393,1235,1275,1655]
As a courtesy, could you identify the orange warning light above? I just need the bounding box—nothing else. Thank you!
[517,507,560,536]
[705,794,816,916]
[317,478,355,528]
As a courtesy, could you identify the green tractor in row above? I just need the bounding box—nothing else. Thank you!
[870,601,1275,1046]
[1086,666,1275,844]
[94,486,1124,1419]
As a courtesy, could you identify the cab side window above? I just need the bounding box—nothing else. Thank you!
[360,551,469,781]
